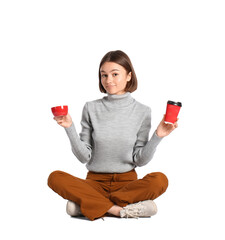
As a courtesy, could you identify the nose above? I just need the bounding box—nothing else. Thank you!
[106,75,113,83]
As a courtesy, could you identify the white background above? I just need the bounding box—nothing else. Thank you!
[1,0,225,239]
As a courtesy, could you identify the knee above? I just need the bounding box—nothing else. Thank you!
[157,172,169,190]
[145,172,169,191]
[47,170,64,189]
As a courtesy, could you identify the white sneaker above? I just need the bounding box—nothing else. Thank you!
[120,200,157,218]
[66,200,82,217]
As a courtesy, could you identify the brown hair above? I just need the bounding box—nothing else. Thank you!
[98,50,138,93]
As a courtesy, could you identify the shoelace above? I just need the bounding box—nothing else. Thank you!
[123,201,144,218]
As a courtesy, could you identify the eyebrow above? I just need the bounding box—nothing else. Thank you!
[100,69,120,73]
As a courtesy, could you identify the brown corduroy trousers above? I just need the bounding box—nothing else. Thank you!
[47,169,168,220]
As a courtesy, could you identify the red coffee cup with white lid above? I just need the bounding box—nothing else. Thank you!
[164,101,182,124]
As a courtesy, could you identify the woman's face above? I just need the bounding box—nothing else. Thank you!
[100,62,131,95]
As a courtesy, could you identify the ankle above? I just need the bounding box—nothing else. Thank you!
[107,205,123,216]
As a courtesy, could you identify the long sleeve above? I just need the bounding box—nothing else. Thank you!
[133,107,163,166]
[65,103,92,163]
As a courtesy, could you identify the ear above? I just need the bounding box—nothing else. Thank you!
[127,72,132,82]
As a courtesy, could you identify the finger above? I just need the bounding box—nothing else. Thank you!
[54,116,63,121]
[175,118,179,123]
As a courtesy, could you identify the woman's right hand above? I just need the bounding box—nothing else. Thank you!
[53,113,73,128]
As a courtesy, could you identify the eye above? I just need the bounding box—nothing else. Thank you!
[101,74,107,78]
[113,73,118,76]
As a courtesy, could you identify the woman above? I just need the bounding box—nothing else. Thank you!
[48,50,178,221]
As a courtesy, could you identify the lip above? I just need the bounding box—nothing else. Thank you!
[106,85,116,87]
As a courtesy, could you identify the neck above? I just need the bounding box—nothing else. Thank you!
[102,92,134,108]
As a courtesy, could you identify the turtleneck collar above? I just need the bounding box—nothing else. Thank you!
[102,92,135,108]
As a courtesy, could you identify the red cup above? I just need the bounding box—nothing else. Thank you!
[51,105,68,117]
[164,101,182,124]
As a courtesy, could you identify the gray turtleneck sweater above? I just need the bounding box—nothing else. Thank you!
[65,92,163,173]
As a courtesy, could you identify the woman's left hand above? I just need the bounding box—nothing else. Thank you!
[156,115,178,138]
